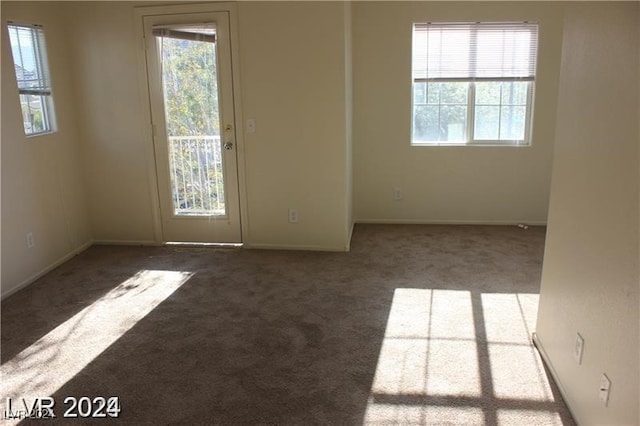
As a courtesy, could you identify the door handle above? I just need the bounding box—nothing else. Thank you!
[224,141,233,151]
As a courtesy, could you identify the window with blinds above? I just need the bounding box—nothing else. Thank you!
[411,22,539,145]
[7,23,56,136]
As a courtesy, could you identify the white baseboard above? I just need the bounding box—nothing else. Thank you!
[355,219,547,226]
[532,332,579,424]
[245,242,348,252]
[345,221,355,252]
[92,240,160,246]
[1,240,94,301]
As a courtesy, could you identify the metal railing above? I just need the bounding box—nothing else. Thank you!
[168,136,225,216]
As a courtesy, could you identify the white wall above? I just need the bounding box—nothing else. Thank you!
[535,3,639,425]
[352,1,564,225]
[1,2,92,298]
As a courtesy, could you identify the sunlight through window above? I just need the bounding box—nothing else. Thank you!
[498,409,563,424]
[365,289,481,423]
[365,288,566,425]
[481,293,555,401]
[0,269,192,423]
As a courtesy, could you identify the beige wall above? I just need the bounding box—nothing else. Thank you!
[1,2,92,298]
[344,1,354,244]
[535,2,639,425]
[352,1,564,224]
[237,1,352,250]
[67,1,158,245]
[63,1,353,251]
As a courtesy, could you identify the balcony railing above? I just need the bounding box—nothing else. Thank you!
[168,136,225,216]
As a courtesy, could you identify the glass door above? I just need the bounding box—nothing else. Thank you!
[144,12,241,243]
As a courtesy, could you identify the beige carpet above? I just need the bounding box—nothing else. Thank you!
[1,224,574,425]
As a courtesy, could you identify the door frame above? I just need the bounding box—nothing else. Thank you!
[134,2,248,245]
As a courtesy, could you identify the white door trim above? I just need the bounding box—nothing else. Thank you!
[133,2,248,245]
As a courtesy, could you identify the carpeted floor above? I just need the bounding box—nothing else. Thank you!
[1,224,575,425]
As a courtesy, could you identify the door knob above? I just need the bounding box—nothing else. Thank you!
[224,141,233,150]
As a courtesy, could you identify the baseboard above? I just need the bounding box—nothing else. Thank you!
[355,219,547,226]
[245,242,348,252]
[1,240,94,301]
[345,221,355,252]
[532,332,580,424]
[92,239,161,246]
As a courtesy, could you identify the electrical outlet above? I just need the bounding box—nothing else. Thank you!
[393,187,403,201]
[599,373,611,406]
[288,208,298,224]
[26,232,35,249]
[574,333,584,364]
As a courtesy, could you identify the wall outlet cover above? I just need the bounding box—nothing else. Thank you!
[599,373,611,406]
[574,333,584,365]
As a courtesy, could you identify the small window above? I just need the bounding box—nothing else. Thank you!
[7,23,56,136]
[412,22,538,146]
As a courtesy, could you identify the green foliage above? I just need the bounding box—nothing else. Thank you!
[20,95,46,133]
[413,82,468,142]
[159,36,226,214]
[160,37,219,137]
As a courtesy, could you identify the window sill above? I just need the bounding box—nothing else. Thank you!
[411,142,531,147]
[26,130,57,139]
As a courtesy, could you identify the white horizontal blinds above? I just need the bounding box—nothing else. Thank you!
[413,22,538,82]
[152,25,216,43]
[8,24,51,96]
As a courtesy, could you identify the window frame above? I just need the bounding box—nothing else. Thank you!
[7,22,57,137]
[411,22,538,147]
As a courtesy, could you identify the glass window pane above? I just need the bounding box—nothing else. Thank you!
[413,105,439,142]
[8,24,55,135]
[439,105,467,142]
[427,82,440,104]
[20,94,49,134]
[475,82,501,105]
[501,82,528,105]
[413,82,426,104]
[440,82,468,104]
[159,31,225,216]
[500,106,526,140]
[474,105,500,140]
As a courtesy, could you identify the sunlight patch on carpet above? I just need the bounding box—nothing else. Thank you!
[482,293,555,402]
[368,289,480,399]
[498,408,563,424]
[0,269,192,423]
[364,288,565,425]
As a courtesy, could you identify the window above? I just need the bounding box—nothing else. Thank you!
[7,23,56,136]
[412,22,538,145]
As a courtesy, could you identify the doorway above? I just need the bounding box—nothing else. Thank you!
[141,8,242,244]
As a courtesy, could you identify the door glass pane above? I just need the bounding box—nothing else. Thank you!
[157,26,225,216]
